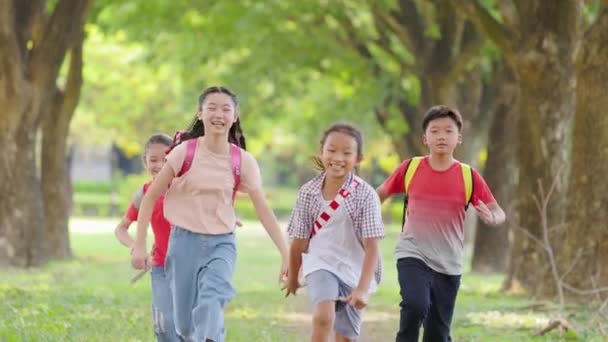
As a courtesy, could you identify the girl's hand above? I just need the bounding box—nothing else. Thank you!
[345,288,368,310]
[278,257,288,284]
[283,272,300,297]
[131,243,149,270]
[475,200,495,226]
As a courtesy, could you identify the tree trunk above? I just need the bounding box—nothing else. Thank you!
[453,67,487,167]
[460,0,581,298]
[384,66,492,161]
[0,0,92,266]
[471,68,516,273]
[41,91,73,260]
[451,66,497,250]
[0,1,47,266]
[508,51,577,297]
[361,0,489,159]
[0,131,48,266]
[560,7,608,301]
[41,29,84,259]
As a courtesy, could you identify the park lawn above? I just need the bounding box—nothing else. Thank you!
[0,218,602,341]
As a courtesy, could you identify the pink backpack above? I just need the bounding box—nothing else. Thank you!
[171,131,242,203]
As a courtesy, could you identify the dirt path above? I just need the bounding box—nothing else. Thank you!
[282,289,399,341]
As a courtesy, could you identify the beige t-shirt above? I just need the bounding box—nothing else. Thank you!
[163,138,262,234]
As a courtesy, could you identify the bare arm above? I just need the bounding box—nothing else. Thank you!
[356,238,380,292]
[376,184,390,204]
[346,237,380,309]
[475,200,506,226]
[487,202,506,225]
[131,165,174,269]
[249,188,289,279]
[285,238,309,296]
[114,217,134,248]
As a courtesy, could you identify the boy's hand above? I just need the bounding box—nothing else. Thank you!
[131,243,149,270]
[475,200,495,225]
[345,288,368,309]
[283,272,301,297]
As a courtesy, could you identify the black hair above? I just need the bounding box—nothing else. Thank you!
[312,122,364,172]
[422,105,463,132]
[143,133,172,158]
[168,86,246,153]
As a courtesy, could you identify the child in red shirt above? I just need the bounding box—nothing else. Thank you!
[377,106,506,341]
[114,133,176,342]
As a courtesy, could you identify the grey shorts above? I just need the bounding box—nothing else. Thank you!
[305,269,363,338]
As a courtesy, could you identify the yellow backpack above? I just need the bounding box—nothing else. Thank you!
[401,157,474,229]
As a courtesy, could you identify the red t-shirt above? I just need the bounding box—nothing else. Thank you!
[124,182,171,267]
[382,157,496,274]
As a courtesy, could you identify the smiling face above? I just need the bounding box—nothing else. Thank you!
[423,116,462,156]
[143,143,168,177]
[198,92,237,136]
[321,131,361,180]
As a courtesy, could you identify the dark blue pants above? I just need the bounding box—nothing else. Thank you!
[395,257,461,342]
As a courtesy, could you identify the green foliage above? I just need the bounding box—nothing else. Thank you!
[86,0,526,180]
[71,25,188,151]
[72,176,298,220]
[382,198,406,225]
[87,0,394,166]
[72,179,117,217]
[583,0,603,24]
[72,193,115,217]
[73,181,113,194]
[72,174,149,218]
[115,173,151,212]
[235,187,298,221]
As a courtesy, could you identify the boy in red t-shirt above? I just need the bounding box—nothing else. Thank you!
[377,105,506,342]
[114,133,176,342]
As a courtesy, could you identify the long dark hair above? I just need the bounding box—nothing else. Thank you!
[312,122,364,173]
[168,86,246,152]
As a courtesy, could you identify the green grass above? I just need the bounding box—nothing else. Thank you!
[73,181,114,194]
[0,218,603,341]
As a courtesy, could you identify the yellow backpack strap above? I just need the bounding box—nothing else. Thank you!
[460,162,473,208]
[404,157,423,194]
[401,157,423,230]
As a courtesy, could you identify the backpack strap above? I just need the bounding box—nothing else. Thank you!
[401,157,423,231]
[307,174,382,284]
[401,158,475,229]
[168,130,188,154]
[459,162,474,209]
[230,144,241,203]
[404,157,423,193]
[177,138,198,177]
[175,139,241,204]
[310,175,363,238]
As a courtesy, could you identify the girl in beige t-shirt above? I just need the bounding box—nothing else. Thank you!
[131,86,289,342]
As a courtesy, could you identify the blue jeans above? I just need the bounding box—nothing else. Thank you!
[151,266,177,342]
[166,226,236,342]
